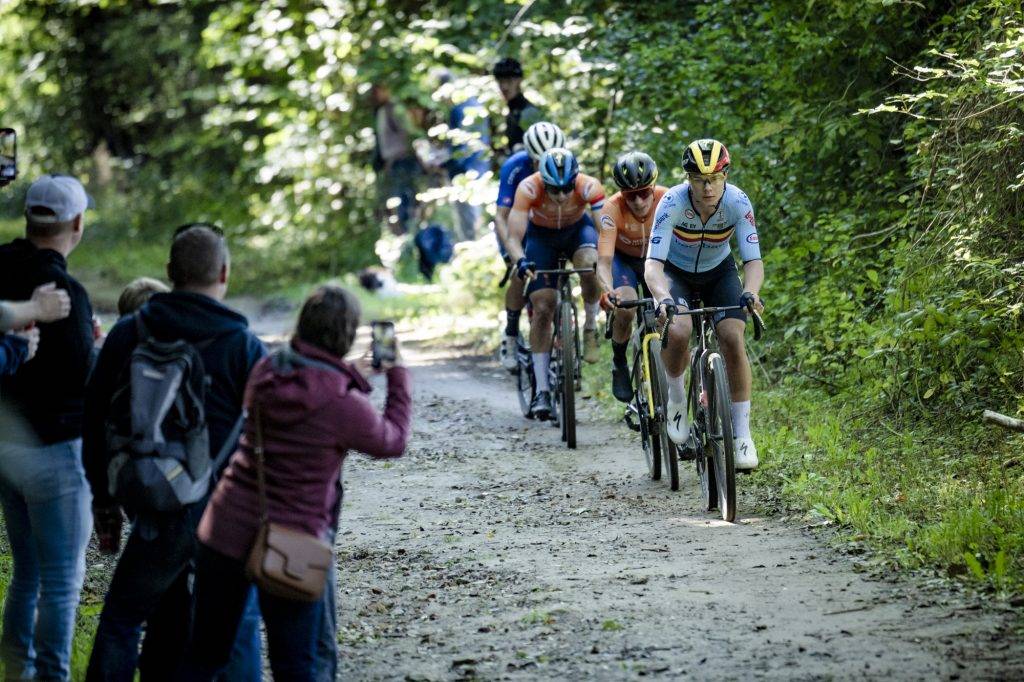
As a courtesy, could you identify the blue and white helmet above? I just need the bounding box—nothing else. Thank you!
[538,147,578,188]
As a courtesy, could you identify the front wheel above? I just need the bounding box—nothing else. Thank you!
[690,350,716,511]
[560,300,577,449]
[707,353,736,522]
[648,338,678,491]
[516,349,534,418]
[633,346,661,481]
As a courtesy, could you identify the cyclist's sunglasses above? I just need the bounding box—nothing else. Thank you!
[173,222,224,239]
[544,182,575,196]
[623,187,654,200]
[687,172,727,186]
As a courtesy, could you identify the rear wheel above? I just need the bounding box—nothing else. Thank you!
[708,353,736,522]
[560,300,577,449]
[649,338,678,491]
[633,346,661,480]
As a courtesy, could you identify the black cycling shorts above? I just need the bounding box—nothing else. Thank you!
[663,258,747,325]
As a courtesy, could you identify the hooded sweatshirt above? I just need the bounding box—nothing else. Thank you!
[83,291,266,507]
[0,238,95,444]
[198,338,412,561]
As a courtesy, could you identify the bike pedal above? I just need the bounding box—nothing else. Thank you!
[678,447,696,462]
[622,411,641,432]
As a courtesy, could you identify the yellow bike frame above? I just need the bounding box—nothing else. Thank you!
[639,331,661,412]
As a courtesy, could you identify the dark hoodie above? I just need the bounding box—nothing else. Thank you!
[197,338,412,561]
[83,291,266,506]
[0,238,95,444]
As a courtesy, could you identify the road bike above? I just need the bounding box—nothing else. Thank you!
[610,298,680,490]
[521,259,593,449]
[675,301,764,522]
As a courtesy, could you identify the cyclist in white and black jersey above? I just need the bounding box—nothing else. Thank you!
[645,139,765,470]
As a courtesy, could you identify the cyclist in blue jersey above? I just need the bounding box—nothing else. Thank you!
[645,139,765,471]
[495,122,566,371]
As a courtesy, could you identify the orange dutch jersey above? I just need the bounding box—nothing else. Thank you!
[597,186,668,259]
[511,172,606,229]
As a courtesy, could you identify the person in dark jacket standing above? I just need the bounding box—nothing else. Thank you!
[84,226,266,682]
[492,57,543,159]
[179,285,413,681]
[0,174,96,681]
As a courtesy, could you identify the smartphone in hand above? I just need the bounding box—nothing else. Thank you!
[0,128,16,186]
[370,320,396,369]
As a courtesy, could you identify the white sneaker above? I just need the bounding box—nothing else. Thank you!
[665,399,689,444]
[499,335,519,371]
[734,436,759,471]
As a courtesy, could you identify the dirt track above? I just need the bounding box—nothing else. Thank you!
[326,335,1024,681]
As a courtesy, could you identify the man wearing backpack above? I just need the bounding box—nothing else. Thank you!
[0,174,96,682]
[83,225,266,682]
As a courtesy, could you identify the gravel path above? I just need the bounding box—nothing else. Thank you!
[330,341,1024,680]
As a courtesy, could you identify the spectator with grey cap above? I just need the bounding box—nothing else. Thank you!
[0,173,96,681]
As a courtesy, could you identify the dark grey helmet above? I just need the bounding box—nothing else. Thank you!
[612,151,659,191]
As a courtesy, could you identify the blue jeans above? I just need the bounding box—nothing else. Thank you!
[315,561,337,682]
[179,545,323,682]
[85,503,261,682]
[0,438,93,681]
[382,157,420,235]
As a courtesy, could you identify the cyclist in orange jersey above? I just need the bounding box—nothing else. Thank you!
[596,152,667,402]
[505,148,604,420]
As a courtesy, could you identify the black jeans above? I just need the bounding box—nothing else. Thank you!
[85,504,261,682]
[179,545,323,682]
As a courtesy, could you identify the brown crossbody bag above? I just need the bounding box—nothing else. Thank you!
[245,403,332,602]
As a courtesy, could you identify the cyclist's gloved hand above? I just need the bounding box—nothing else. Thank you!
[740,291,764,313]
[658,297,677,320]
[516,257,536,279]
[599,291,618,312]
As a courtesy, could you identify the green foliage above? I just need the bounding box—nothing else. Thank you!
[2,0,1024,591]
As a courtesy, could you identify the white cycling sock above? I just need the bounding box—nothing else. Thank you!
[533,352,551,392]
[667,372,687,404]
[584,302,599,330]
[731,400,751,439]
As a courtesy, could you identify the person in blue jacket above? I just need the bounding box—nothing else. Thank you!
[437,70,491,241]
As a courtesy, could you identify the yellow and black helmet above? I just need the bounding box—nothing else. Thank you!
[682,139,730,174]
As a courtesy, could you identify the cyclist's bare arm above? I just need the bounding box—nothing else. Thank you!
[742,260,765,311]
[494,206,512,251]
[742,260,764,297]
[644,259,673,304]
[596,206,621,294]
[507,208,529,262]
[597,255,615,294]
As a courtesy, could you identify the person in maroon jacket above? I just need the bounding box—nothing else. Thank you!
[179,285,413,681]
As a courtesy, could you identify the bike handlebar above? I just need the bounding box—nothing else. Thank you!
[524,266,595,288]
[669,303,766,341]
[612,297,657,310]
[532,266,596,276]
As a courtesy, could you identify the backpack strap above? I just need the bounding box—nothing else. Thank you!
[211,411,246,475]
[134,313,150,342]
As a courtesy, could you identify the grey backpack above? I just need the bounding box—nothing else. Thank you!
[106,316,241,514]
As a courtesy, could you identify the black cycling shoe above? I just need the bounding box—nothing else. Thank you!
[611,360,632,403]
[530,390,553,421]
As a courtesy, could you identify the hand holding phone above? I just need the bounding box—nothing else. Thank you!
[370,320,398,370]
[0,128,17,188]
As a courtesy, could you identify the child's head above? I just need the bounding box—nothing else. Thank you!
[118,277,170,317]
